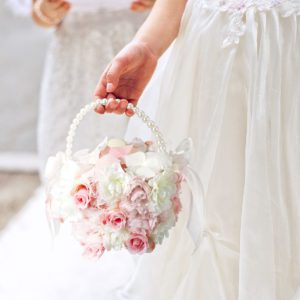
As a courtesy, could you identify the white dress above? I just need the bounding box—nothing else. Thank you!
[122,0,300,299]
[1,1,300,300]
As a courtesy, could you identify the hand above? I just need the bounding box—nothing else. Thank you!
[32,0,71,27]
[94,41,158,116]
[130,0,155,12]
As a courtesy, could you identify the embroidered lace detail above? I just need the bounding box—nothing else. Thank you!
[196,0,300,47]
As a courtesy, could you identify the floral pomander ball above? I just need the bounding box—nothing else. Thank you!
[45,137,188,259]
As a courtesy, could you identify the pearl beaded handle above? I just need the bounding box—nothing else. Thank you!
[65,99,167,159]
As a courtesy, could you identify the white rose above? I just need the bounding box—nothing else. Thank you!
[46,154,82,221]
[148,170,177,214]
[103,230,129,251]
[45,152,65,181]
[152,210,176,244]
[107,138,126,147]
[124,151,172,179]
[97,163,130,205]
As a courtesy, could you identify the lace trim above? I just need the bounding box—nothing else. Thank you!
[196,0,300,47]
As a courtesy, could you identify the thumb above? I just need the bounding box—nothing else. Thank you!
[106,58,126,93]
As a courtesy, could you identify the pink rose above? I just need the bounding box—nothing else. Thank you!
[127,214,158,234]
[171,195,182,215]
[100,209,127,230]
[127,218,150,233]
[125,233,149,254]
[123,177,151,215]
[73,185,92,210]
[73,180,97,210]
[83,244,105,259]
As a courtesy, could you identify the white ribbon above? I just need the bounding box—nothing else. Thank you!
[172,138,205,251]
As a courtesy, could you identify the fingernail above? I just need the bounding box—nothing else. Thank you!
[107,83,114,92]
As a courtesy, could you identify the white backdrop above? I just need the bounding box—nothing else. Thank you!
[0,1,50,170]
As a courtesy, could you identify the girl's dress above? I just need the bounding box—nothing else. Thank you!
[123,0,300,299]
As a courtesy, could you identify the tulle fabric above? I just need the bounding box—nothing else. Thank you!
[123,1,300,299]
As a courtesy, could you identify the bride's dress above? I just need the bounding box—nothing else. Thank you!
[1,0,300,300]
[123,0,300,299]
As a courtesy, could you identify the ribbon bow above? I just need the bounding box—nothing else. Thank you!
[172,138,205,251]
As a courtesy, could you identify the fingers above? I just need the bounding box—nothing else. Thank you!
[95,104,105,114]
[131,0,154,11]
[115,99,128,115]
[105,96,118,113]
[46,0,64,9]
[95,98,136,117]
[35,0,70,25]
[105,58,127,93]
[56,1,70,10]
[55,2,70,19]
[125,108,135,117]
[94,63,110,98]
[94,56,127,100]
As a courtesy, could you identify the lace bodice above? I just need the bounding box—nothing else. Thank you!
[195,0,300,47]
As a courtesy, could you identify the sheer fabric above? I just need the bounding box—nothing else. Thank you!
[123,1,300,299]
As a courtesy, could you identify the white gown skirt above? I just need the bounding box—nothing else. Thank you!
[123,1,300,299]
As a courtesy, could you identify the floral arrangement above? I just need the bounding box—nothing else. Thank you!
[45,137,188,259]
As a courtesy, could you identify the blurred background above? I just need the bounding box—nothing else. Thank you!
[0,2,146,299]
[0,1,49,230]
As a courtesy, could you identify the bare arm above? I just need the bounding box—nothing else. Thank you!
[94,0,187,115]
[134,0,187,57]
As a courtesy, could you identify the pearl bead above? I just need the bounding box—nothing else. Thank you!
[65,99,169,158]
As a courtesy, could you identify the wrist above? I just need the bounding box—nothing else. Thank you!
[131,38,161,60]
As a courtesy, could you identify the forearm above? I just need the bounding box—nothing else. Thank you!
[133,0,187,58]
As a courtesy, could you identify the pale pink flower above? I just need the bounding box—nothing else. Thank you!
[109,145,133,159]
[127,218,150,233]
[127,214,158,234]
[83,244,105,259]
[171,195,182,215]
[123,177,151,215]
[100,209,127,230]
[158,210,171,223]
[125,233,149,254]
[73,180,97,210]
[95,154,119,171]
